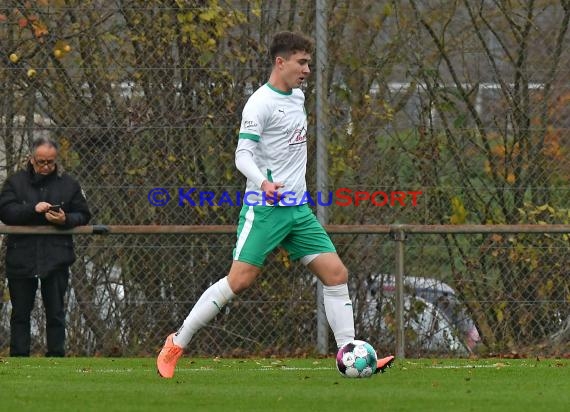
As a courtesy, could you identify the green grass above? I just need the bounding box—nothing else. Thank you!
[0,357,568,412]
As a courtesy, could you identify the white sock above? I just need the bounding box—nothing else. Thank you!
[173,277,236,348]
[323,283,355,348]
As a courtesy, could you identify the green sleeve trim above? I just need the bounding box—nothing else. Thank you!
[239,133,260,142]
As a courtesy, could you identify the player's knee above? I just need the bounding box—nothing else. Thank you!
[227,262,260,294]
[229,277,253,294]
[336,264,349,284]
[323,264,348,286]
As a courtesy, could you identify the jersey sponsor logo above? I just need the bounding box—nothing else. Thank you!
[288,126,307,146]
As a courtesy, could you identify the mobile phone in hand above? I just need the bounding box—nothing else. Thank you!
[48,204,61,212]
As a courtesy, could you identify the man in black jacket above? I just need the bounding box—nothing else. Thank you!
[0,137,91,357]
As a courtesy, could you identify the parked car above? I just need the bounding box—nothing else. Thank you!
[361,274,481,354]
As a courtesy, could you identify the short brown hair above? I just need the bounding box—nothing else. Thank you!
[269,31,314,62]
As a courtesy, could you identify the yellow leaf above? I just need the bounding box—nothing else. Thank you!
[545,279,554,292]
[496,308,504,322]
[450,196,468,224]
[199,10,217,22]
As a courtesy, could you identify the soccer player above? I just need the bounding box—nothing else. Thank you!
[157,31,394,378]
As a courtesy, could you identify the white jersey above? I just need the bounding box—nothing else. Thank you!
[238,83,308,206]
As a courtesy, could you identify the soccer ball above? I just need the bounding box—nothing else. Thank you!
[336,339,378,378]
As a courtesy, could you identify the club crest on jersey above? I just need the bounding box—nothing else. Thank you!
[243,120,258,130]
[288,126,307,146]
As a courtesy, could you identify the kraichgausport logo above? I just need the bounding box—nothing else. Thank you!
[147,188,422,207]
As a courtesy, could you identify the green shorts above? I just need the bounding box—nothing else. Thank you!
[233,204,336,267]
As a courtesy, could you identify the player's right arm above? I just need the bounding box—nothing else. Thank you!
[235,140,284,204]
[235,138,266,189]
[236,92,284,204]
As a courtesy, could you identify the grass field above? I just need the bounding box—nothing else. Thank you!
[0,356,568,412]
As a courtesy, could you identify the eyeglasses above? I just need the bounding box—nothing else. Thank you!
[34,158,56,167]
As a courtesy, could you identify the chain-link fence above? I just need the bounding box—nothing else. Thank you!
[0,226,568,357]
[0,1,569,357]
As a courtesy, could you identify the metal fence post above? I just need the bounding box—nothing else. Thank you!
[392,228,406,358]
[315,0,329,355]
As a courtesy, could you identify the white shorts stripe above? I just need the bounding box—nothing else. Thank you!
[300,253,320,266]
[234,206,255,260]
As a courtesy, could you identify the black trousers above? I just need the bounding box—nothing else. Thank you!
[8,269,70,357]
